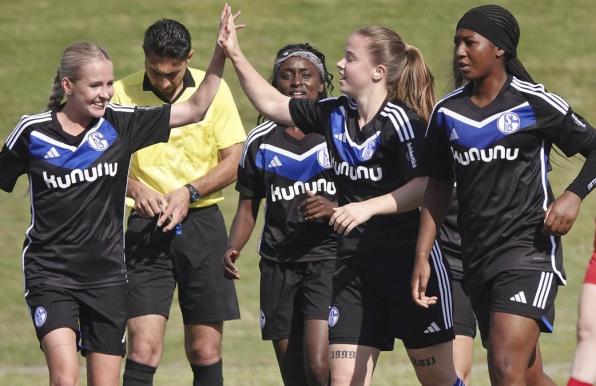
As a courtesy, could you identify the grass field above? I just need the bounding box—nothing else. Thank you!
[0,0,595,385]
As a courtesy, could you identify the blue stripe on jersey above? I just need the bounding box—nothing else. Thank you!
[329,107,381,164]
[29,119,117,169]
[438,102,536,149]
[255,143,331,182]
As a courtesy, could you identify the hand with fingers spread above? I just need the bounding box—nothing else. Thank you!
[329,201,373,235]
[128,178,167,218]
[223,245,241,280]
[158,186,191,232]
[217,4,245,60]
[543,190,582,236]
[300,190,337,221]
[411,256,437,308]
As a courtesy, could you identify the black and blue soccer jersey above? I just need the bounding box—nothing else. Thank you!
[0,103,171,289]
[438,191,463,280]
[236,120,336,262]
[424,75,596,288]
[289,95,428,259]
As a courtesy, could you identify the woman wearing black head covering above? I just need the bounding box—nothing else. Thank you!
[412,4,596,385]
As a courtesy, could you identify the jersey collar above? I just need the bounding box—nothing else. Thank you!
[142,69,196,104]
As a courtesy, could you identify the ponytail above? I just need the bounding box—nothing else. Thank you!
[393,44,436,122]
[46,70,65,111]
[356,26,436,123]
[46,42,111,111]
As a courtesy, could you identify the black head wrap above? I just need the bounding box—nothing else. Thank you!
[457,4,519,56]
[456,4,535,83]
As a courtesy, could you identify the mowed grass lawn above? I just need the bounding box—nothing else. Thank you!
[0,0,595,384]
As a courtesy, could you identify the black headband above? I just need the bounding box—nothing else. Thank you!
[456,9,518,57]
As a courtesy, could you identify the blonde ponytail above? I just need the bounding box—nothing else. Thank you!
[394,44,435,122]
[356,26,436,122]
[46,42,111,111]
[46,70,65,111]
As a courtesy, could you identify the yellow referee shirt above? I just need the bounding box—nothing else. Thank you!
[112,68,245,208]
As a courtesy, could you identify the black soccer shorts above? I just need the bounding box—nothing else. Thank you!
[25,284,127,356]
[329,245,455,350]
[125,205,240,324]
[468,269,558,344]
[259,258,335,340]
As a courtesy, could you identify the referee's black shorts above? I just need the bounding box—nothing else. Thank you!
[125,205,240,324]
[329,244,455,350]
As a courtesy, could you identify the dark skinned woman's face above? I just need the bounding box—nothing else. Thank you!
[275,56,324,99]
[454,28,505,82]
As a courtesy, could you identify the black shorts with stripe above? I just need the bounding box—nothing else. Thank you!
[468,269,558,344]
[328,242,454,350]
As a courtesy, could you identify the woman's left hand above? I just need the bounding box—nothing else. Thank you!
[543,190,582,236]
[329,202,372,235]
[300,191,337,221]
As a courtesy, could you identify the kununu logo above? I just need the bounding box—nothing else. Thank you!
[317,147,331,169]
[451,146,519,166]
[271,179,336,202]
[332,157,382,182]
[87,132,109,151]
[497,112,521,134]
[43,162,118,189]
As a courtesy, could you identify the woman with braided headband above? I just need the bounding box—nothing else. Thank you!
[413,4,596,386]
[217,7,463,386]
[224,43,337,386]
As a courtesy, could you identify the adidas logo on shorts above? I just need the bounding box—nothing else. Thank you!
[423,322,441,334]
[510,291,527,304]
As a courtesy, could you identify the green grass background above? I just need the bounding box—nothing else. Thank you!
[0,0,594,384]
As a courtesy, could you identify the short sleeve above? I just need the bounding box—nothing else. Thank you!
[105,104,172,153]
[549,110,596,157]
[235,133,266,199]
[421,108,455,180]
[210,79,246,149]
[289,98,335,135]
[524,88,596,156]
[391,116,428,182]
[0,123,30,192]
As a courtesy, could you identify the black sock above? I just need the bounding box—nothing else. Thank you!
[191,360,223,386]
[123,358,157,386]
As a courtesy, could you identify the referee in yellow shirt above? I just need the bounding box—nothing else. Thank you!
[112,19,245,386]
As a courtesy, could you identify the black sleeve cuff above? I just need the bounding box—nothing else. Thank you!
[566,148,596,200]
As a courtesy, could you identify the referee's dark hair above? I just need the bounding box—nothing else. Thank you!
[453,4,535,87]
[143,19,192,59]
[47,42,111,111]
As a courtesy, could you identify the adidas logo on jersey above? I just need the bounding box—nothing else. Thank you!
[423,322,441,334]
[267,156,283,168]
[449,128,459,141]
[44,147,61,159]
[270,178,336,202]
[43,162,118,189]
[451,146,519,166]
[510,291,527,304]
